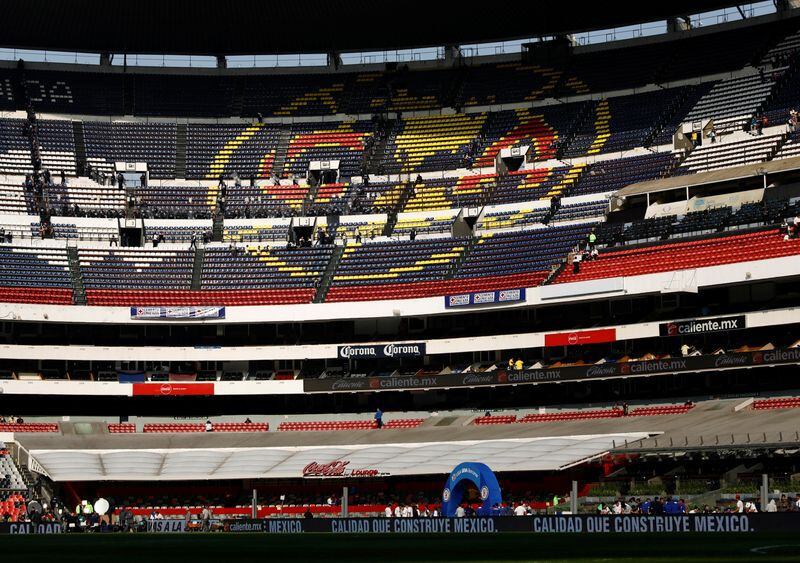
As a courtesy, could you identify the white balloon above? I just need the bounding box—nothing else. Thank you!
[95,498,110,515]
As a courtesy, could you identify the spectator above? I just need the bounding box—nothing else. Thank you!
[201,506,212,532]
[572,252,582,274]
[374,408,383,429]
[205,420,214,432]
[514,358,523,371]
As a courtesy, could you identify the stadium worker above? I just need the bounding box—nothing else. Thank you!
[514,358,524,371]
[374,407,383,429]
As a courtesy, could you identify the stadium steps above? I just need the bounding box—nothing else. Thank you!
[556,101,595,159]
[271,128,292,178]
[447,236,476,279]
[383,180,415,236]
[72,121,87,176]
[211,211,224,242]
[191,247,205,290]
[175,123,187,178]
[366,119,394,175]
[313,244,345,303]
[303,180,322,215]
[67,246,87,305]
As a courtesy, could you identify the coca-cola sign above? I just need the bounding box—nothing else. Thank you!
[302,461,381,478]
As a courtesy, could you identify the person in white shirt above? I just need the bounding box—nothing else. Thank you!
[736,496,744,513]
[455,505,466,518]
[384,505,392,517]
[402,505,413,518]
[394,505,402,517]
[766,499,777,513]
[514,503,527,516]
[612,501,623,514]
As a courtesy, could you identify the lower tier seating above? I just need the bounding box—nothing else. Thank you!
[143,423,269,433]
[752,397,800,410]
[86,288,316,306]
[278,419,423,431]
[0,423,59,432]
[553,228,799,284]
[325,271,546,302]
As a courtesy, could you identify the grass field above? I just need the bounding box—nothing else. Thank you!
[3,533,800,562]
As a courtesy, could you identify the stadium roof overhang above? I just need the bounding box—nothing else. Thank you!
[26,433,649,481]
[615,155,800,201]
[0,0,742,56]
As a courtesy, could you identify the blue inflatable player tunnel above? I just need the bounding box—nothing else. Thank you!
[441,462,503,516]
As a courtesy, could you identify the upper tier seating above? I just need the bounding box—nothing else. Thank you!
[553,228,799,284]
[223,181,310,218]
[0,119,76,176]
[84,121,177,179]
[676,133,782,174]
[136,183,214,219]
[187,123,281,180]
[476,207,548,231]
[563,89,691,157]
[550,200,607,223]
[282,122,372,181]
[223,220,291,242]
[46,177,126,216]
[569,153,678,197]
[684,72,778,126]
[772,129,800,161]
[393,213,456,236]
[490,165,586,206]
[378,113,488,174]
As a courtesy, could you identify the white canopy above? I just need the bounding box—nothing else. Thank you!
[30,433,649,481]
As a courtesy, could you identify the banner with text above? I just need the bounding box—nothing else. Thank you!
[445,288,526,308]
[132,383,215,396]
[306,348,800,392]
[338,343,426,360]
[218,514,800,534]
[545,328,617,347]
[130,307,225,320]
[659,315,747,337]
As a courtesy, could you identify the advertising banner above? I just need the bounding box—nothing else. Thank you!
[132,383,215,396]
[337,343,426,360]
[216,514,800,534]
[147,520,187,533]
[659,315,747,337]
[544,328,617,347]
[0,522,63,534]
[306,348,800,393]
[130,307,225,320]
[444,288,526,308]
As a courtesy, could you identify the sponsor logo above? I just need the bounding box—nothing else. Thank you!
[330,379,368,391]
[480,486,490,500]
[442,488,451,502]
[627,359,687,374]
[338,343,425,359]
[448,294,470,307]
[160,384,173,395]
[507,370,563,383]
[473,292,496,304]
[462,374,497,385]
[660,316,745,337]
[498,289,522,302]
[762,349,800,363]
[567,333,579,345]
[586,364,618,377]
[303,461,382,478]
[714,355,749,367]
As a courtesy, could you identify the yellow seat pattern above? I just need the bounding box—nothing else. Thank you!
[586,100,611,155]
[390,114,487,173]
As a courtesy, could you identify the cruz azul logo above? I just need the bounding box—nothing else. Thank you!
[303,461,381,478]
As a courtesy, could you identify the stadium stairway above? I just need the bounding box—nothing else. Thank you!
[191,247,205,290]
[211,212,224,242]
[72,121,87,176]
[271,128,292,178]
[67,246,87,305]
[383,180,415,235]
[175,123,187,178]
[314,244,345,303]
